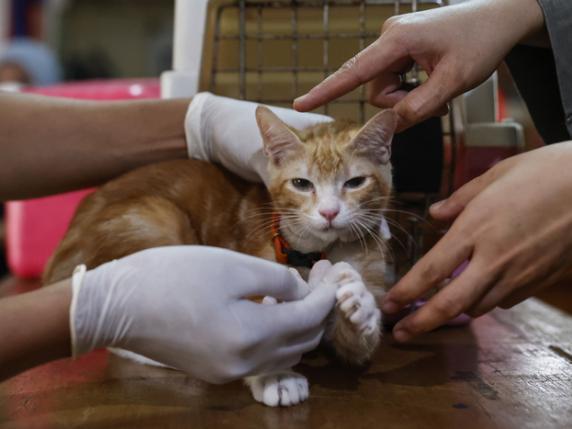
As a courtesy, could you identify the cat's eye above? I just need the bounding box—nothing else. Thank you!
[344,176,367,189]
[291,178,314,191]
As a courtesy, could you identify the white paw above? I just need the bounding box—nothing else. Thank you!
[246,371,309,407]
[333,266,381,336]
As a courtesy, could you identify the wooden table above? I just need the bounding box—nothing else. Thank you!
[1,277,571,429]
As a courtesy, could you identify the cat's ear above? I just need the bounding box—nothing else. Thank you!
[350,109,397,164]
[256,106,302,165]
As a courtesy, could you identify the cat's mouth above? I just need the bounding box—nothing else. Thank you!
[319,218,349,232]
[316,222,351,238]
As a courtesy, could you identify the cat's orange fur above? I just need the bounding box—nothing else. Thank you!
[43,160,276,284]
[44,107,397,376]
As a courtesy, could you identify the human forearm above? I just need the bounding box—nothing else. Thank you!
[0,93,189,201]
[0,280,72,381]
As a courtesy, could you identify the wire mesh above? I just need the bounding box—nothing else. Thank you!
[207,0,452,278]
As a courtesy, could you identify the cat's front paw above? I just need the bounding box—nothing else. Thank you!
[333,263,381,336]
[245,371,309,407]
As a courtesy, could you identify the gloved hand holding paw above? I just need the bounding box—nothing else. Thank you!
[70,246,338,383]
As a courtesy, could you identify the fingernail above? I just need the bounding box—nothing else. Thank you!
[430,200,445,211]
[381,299,399,314]
[293,95,307,106]
[393,328,411,342]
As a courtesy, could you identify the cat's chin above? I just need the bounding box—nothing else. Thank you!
[282,222,360,253]
[306,227,354,248]
[337,229,358,243]
[282,225,337,253]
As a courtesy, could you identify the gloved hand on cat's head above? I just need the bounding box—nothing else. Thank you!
[69,246,338,384]
[185,92,332,185]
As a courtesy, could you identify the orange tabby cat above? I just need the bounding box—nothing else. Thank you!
[44,106,396,407]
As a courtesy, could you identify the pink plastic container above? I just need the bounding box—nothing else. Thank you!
[6,79,160,278]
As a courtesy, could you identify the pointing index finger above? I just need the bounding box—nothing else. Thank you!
[293,37,403,111]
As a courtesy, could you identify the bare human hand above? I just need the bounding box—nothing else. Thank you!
[293,0,545,131]
[381,143,572,342]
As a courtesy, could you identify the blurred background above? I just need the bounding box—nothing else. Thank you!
[0,0,565,312]
[0,0,175,82]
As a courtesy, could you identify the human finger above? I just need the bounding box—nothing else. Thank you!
[392,66,456,131]
[231,256,311,301]
[308,260,333,289]
[367,73,410,107]
[293,37,406,111]
[392,259,490,342]
[281,326,324,358]
[382,226,473,315]
[430,169,500,221]
[264,280,337,337]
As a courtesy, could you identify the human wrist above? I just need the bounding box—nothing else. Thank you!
[70,262,129,356]
[491,0,546,45]
[47,279,74,359]
[465,0,545,47]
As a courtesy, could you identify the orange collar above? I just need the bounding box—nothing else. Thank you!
[272,213,326,268]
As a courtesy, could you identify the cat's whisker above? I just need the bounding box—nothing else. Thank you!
[381,208,436,229]
[361,195,392,202]
[354,217,385,256]
[383,217,415,243]
[381,221,411,253]
[355,223,370,256]
[348,221,367,255]
[355,211,408,254]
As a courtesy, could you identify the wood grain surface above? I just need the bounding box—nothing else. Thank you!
[1,277,571,429]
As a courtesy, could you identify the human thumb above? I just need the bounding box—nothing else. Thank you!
[308,260,334,290]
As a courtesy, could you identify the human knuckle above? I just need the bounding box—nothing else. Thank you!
[428,306,453,325]
[382,15,408,34]
[398,102,421,123]
[381,16,397,33]
[433,297,462,318]
[419,261,443,285]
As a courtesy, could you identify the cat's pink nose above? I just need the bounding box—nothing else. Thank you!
[319,209,339,222]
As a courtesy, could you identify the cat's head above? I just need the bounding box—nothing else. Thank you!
[256,106,396,251]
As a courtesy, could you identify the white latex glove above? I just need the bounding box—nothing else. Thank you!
[70,246,337,384]
[185,92,332,184]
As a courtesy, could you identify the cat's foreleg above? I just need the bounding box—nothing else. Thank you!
[325,263,381,365]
